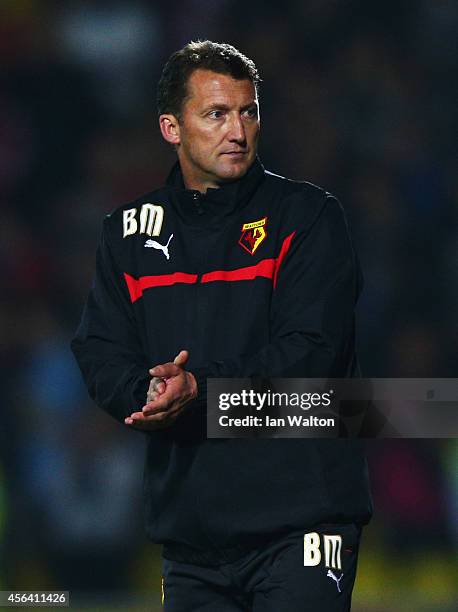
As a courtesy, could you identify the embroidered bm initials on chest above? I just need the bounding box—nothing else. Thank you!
[123,204,164,238]
[303,532,342,570]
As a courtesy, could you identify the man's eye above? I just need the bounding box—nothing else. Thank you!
[244,107,258,118]
[208,110,223,119]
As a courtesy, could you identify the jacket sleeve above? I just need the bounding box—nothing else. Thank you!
[71,218,150,423]
[191,195,362,401]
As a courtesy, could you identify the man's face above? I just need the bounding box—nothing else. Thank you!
[162,69,260,192]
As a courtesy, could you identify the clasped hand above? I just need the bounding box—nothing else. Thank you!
[124,350,197,430]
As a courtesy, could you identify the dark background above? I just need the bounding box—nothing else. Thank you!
[1,1,456,610]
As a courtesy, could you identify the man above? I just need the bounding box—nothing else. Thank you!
[72,41,372,611]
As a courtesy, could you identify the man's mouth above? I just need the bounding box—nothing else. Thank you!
[221,151,247,157]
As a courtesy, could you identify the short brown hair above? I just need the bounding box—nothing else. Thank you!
[157,40,260,119]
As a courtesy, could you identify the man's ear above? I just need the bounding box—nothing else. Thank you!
[159,114,180,146]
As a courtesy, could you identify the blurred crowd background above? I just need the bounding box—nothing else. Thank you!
[1,1,457,610]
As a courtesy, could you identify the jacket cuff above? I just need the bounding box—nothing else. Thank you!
[190,367,209,405]
[131,371,151,412]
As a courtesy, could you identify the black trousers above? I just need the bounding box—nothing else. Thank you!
[161,523,362,611]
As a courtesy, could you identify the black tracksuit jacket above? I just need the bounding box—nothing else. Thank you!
[71,158,372,565]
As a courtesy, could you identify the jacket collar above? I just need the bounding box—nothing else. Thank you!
[166,157,265,225]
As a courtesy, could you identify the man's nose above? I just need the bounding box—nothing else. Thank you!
[227,114,246,143]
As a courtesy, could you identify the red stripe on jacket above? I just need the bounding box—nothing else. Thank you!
[124,272,198,303]
[124,231,295,303]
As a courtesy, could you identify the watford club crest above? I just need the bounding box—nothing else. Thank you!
[239,217,267,255]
